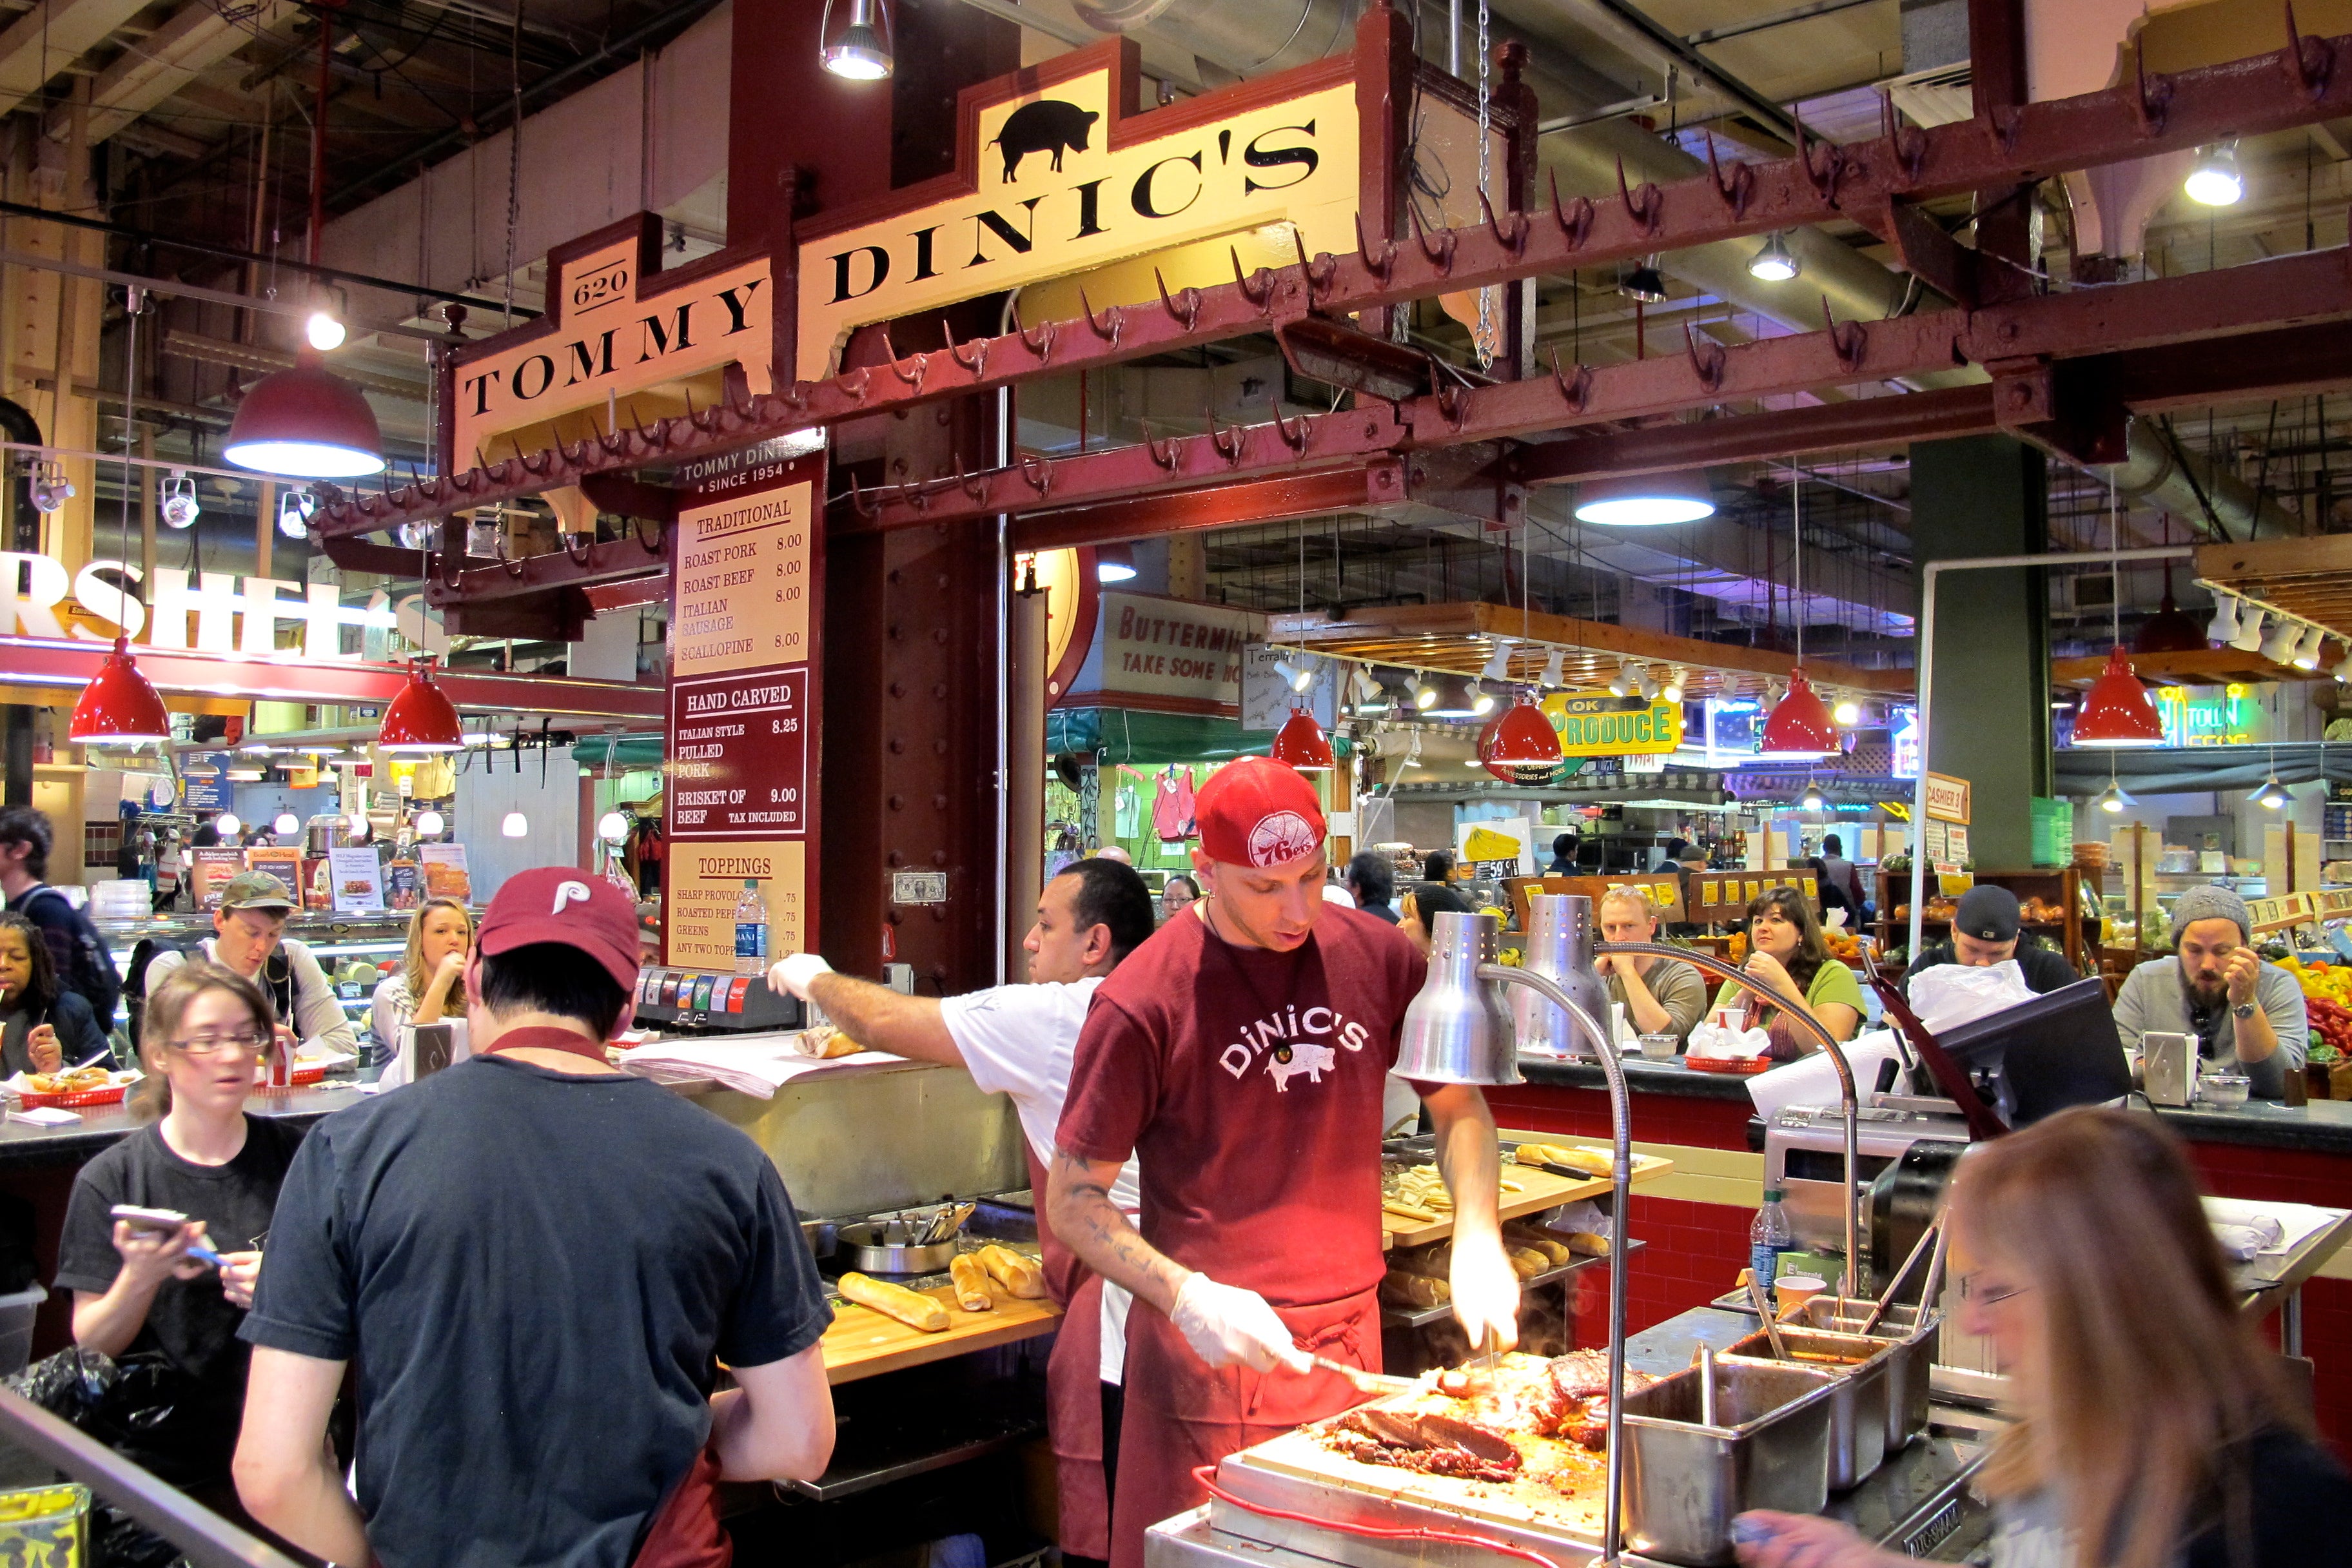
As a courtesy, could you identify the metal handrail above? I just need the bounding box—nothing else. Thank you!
[1597,942,1864,1297]
[0,1384,304,1568]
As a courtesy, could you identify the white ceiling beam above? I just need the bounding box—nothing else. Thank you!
[47,0,296,146]
[0,0,153,118]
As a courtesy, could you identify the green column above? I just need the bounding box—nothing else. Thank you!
[1909,435,2052,870]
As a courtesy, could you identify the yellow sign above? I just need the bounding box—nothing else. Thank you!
[672,478,814,678]
[1923,771,1972,825]
[448,217,774,469]
[796,44,1359,381]
[667,841,807,968]
[1539,692,1684,756]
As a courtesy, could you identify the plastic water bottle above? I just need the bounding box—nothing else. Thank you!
[1749,1186,1793,1294]
[732,879,769,976]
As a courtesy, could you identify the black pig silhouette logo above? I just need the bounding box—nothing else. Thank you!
[988,99,1101,182]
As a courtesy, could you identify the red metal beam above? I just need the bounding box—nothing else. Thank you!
[1509,386,2000,485]
[423,533,673,607]
[1007,463,1402,551]
[314,23,2352,542]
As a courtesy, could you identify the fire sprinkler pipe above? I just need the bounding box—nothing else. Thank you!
[1906,545,2196,965]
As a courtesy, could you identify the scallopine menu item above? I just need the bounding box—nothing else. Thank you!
[418,843,471,901]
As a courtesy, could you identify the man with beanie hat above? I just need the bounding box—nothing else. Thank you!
[2112,883,2306,1098]
[1050,758,1519,1568]
[234,870,836,1568]
[1904,885,2079,996]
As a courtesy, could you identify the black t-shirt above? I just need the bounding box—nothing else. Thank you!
[55,1115,306,1469]
[240,1052,833,1568]
[2181,1427,2352,1566]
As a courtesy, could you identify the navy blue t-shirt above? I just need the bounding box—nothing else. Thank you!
[241,1052,832,1568]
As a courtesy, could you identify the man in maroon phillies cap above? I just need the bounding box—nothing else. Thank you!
[235,867,837,1568]
[1049,758,1519,1568]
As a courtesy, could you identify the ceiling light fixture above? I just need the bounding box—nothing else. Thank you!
[2070,647,2167,746]
[376,656,464,752]
[1747,231,1800,282]
[1574,469,1716,527]
[819,0,894,79]
[214,812,242,836]
[1759,668,1838,758]
[2095,779,2137,814]
[414,810,446,837]
[277,487,313,540]
[304,309,346,353]
[160,471,200,530]
[502,810,530,838]
[1271,706,1335,772]
[1832,698,1863,727]
[1799,779,1825,811]
[222,351,387,479]
[69,636,173,746]
[1408,671,1438,710]
[1620,259,1667,302]
[1540,647,1566,689]
[2254,774,2291,809]
[1426,677,1480,719]
[1480,642,1513,682]
[1093,542,1137,583]
[2293,623,2329,671]
[1607,663,1631,698]
[2262,615,2304,663]
[598,810,632,843]
[2206,593,2242,646]
[2335,652,2352,684]
[2185,141,2243,206]
[2134,576,2206,653]
[1478,693,1565,783]
[1632,663,1658,701]
[1659,667,1685,704]
[272,812,300,837]
[2231,607,2269,654]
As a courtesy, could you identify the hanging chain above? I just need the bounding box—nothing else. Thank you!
[1474,0,1494,369]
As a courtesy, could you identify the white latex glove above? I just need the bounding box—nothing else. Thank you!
[1449,1235,1522,1356]
[767,952,832,999]
[1170,1273,1312,1373]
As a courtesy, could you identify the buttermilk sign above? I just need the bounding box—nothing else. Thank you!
[794,38,1362,382]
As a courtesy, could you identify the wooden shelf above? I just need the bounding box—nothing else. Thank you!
[1381,1153,1675,1250]
[1874,867,2093,974]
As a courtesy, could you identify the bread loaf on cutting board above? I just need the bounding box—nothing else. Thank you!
[839,1271,950,1331]
[948,1253,994,1311]
[977,1244,1046,1299]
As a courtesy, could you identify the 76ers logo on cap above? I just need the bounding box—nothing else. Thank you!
[1247,810,1320,867]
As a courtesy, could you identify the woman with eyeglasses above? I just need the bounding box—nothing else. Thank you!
[1736,1106,2352,1568]
[52,963,307,1496]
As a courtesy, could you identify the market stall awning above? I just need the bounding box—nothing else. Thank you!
[1266,602,1911,700]
[1049,707,1353,766]
[2053,741,2352,796]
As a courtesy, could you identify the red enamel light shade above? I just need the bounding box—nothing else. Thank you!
[1758,667,1838,758]
[2070,646,2166,747]
[1480,694,1564,782]
[70,636,172,745]
[222,351,386,480]
[1271,707,1335,772]
[377,658,464,752]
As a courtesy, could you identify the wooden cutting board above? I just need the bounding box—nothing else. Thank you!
[1382,1152,1674,1250]
[820,1280,1063,1384]
[1237,1420,1608,1541]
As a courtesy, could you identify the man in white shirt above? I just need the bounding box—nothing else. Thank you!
[769,858,1155,1568]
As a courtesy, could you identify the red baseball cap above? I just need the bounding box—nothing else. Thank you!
[476,867,641,994]
[1197,756,1327,868]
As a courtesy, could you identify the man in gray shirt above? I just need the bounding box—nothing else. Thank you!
[1594,888,1707,1046]
[2112,885,2306,1098]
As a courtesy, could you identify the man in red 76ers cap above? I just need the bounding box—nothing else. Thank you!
[233,865,838,1568]
[1049,757,1520,1568]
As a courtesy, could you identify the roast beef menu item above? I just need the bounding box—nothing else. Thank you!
[1322,1350,1661,1482]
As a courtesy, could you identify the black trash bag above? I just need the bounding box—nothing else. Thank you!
[7,1348,212,1568]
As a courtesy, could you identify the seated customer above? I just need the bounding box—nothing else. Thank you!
[2112,885,2304,1099]
[0,911,110,1073]
[1711,887,1863,1057]
[1905,885,2077,995]
[1736,1108,2351,1568]
[1398,881,1472,958]
[1592,889,1706,1046]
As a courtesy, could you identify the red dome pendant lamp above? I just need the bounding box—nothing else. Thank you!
[1479,693,1564,783]
[377,656,465,753]
[70,636,173,747]
[1271,705,1335,772]
[2070,647,2166,747]
[1758,667,1839,759]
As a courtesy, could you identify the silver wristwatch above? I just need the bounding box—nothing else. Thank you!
[2232,1001,2257,1020]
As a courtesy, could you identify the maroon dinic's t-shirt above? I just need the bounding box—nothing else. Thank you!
[1055,905,1428,1306]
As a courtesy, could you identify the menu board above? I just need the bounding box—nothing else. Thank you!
[328,847,386,914]
[664,441,823,968]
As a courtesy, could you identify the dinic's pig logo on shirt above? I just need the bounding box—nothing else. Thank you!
[1219,1005,1371,1086]
[1246,810,1320,868]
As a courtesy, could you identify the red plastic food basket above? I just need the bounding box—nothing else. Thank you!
[1684,1055,1774,1077]
[14,1080,131,1109]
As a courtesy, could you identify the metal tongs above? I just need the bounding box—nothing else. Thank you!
[1744,1271,1788,1359]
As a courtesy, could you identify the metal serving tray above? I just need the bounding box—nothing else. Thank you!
[1718,1328,1895,1493]
[1618,1359,1842,1567]
[1793,1299,1944,1454]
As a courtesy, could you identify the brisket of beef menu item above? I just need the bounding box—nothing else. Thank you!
[1322,1351,1660,1482]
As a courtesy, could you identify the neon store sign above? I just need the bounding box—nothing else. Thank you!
[0,551,397,660]
[2154,685,2261,747]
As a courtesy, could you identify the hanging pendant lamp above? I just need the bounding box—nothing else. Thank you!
[70,636,172,746]
[1271,706,1335,772]
[223,350,386,479]
[2070,647,2166,747]
[377,656,464,752]
[1479,693,1564,783]
[2133,575,2207,654]
[1758,667,1838,758]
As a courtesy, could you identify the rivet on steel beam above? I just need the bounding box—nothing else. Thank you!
[1683,324,1727,393]
[1476,188,1529,257]
[1353,212,1396,282]
[1433,379,1468,431]
[1702,132,1752,217]
[1155,267,1203,329]
[1078,288,1125,348]
[946,322,990,377]
[1879,90,1929,184]
[1230,245,1276,308]
[1823,297,1868,370]
[1406,204,1457,273]
[1019,453,1054,496]
[1143,424,1179,471]
[1615,157,1661,234]
[2132,45,2171,134]
[1209,415,1246,465]
[892,350,931,394]
[2284,0,2333,99]
[1549,348,1592,413]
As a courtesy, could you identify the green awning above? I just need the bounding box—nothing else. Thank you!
[1048,708,1355,765]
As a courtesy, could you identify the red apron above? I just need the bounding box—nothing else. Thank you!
[631,1444,729,1568]
[1026,1146,1112,1562]
[1108,1286,1381,1568]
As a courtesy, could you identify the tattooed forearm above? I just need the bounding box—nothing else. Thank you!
[1425,1084,1503,1240]
[1046,1147,1190,1313]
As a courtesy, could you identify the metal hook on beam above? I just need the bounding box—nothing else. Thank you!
[1702,132,1752,217]
[1615,157,1661,233]
[1406,203,1457,272]
[1549,347,1593,413]
[1353,211,1396,282]
[1476,188,1528,257]
[1019,452,1054,496]
[2284,0,2334,99]
[1823,297,1868,370]
[892,350,931,394]
[1230,246,1276,309]
[1683,323,1727,393]
[1078,287,1125,348]
[1142,424,1179,471]
[1549,172,1594,250]
[1155,267,1202,329]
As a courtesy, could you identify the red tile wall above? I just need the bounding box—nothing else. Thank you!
[1490,1083,2352,1450]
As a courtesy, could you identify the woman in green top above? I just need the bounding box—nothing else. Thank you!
[1712,886,1863,1059]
